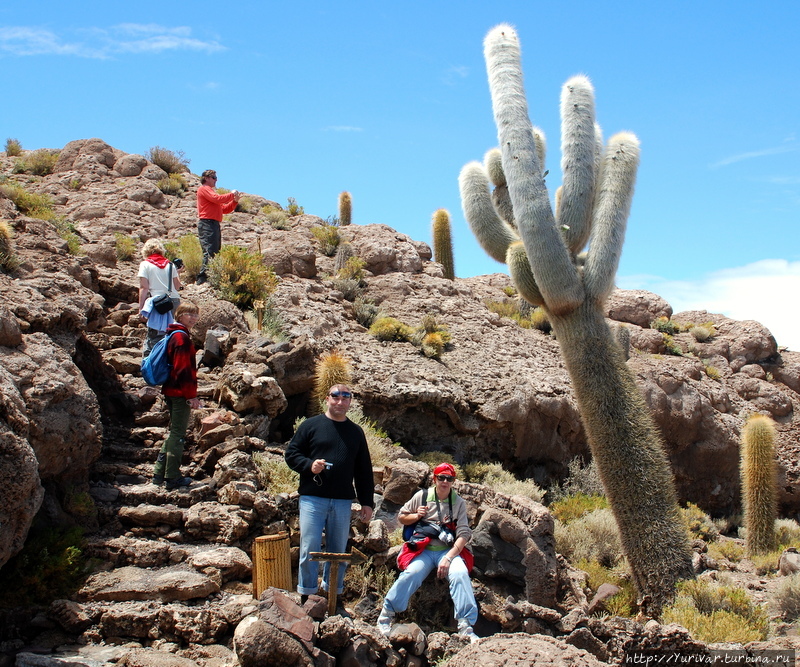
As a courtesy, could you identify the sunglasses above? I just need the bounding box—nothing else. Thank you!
[437,475,455,482]
[328,391,352,399]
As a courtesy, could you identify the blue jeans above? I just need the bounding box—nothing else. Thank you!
[383,548,478,625]
[298,496,353,595]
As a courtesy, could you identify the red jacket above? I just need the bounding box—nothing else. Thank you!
[162,323,197,399]
[197,185,237,222]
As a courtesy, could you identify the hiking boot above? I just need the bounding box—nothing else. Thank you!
[152,474,164,486]
[377,607,394,637]
[165,476,192,490]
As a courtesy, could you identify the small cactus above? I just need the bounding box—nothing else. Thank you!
[741,414,778,556]
[334,242,354,273]
[0,220,18,273]
[431,209,455,280]
[311,350,352,414]
[338,191,352,226]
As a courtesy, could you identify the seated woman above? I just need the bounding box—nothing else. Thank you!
[377,463,478,642]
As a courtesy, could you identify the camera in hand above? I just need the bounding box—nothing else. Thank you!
[324,462,333,469]
[173,258,184,269]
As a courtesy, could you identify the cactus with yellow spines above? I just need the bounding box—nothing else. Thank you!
[741,414,777,556]
[338,191,352,226]
[311,349,352,414]
[431,208,455,280]
[459,24,693,614]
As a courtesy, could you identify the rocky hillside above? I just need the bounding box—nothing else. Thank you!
[1,139,800,664]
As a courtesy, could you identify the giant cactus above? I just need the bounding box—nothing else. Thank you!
[460,24,693,614]
[741,414,777,556]
[432,208,455,280]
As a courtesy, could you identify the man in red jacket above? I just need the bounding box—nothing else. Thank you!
[196,169,240,284]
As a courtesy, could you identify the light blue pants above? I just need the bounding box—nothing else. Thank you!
[382,548,478,625]
[298,496,352,595]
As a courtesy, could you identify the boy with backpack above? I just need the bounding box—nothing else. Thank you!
[150,301,202,490]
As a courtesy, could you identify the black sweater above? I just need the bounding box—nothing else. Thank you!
[284,414,375,507]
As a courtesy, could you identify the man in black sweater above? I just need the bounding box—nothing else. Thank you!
[285,384,374,603]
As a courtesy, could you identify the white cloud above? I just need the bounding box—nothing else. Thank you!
[710,144,797,169]
[442,65,469,86]
[0,24,223,59]
[619,259,800,351]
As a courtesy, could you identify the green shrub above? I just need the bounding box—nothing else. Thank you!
[502,285,517,297]
[260,301,290,342]
[464,461,544,502]
[577,559,637,617]
[52,217,83,255]
[775,519,800,547]
[4,138,22,157]
[114,233,137,261]
[555,508,623,567]
[369,316,412,342]
[331,277,363,302]
[0,523,88,607]
[529,307,551,333]
[707,539,745,563]
[550,457,605,501]
[703,362,721,380]
[164,234,203,282]
[146,146,190,173]
[311,223,341,256]
[772,572,800,620]
[690,325,715,342]
[253,454,299,494]
[0,182,55,220]
[337,256,366,281]
[286,197,304,216]
[352,295,380,328]
[680,502,720,541]
[347,405,396,467]
[156,173,188,196]
[662,333,683,356]
[662,579,768,643]
[262,210,291,230]
[550,493,609,524]
[208,245,278,309]
[68,178,83,191]
[236,196,256,214]
[14,149,59,176]
[651,316,681,334]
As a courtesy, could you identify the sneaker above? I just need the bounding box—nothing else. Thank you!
[195,275,207,285]
[377,608,394,637]
[457,619,479,644]
[152,475,164,486]
[165,476,192,490]
[300,594,309,605]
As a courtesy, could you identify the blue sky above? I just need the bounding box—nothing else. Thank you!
[2,2,799,349]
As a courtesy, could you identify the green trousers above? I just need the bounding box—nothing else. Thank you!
[153,396,192,480]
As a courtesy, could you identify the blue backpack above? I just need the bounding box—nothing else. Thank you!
[141,331,181,386]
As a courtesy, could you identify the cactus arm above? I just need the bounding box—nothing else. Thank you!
[558,76,598,255]
[582,132,640,303]
[458,161,519,263]
[484,25,584,316]
[507,242,544,306]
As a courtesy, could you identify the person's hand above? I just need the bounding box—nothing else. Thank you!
[310,459,326,474]
[416,505,428,520]
[359,506,373,523]
[437,555,452,579]
[232,190,241,201]
[188,398,202,409]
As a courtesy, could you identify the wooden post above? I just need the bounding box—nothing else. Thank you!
[310,551,356,617]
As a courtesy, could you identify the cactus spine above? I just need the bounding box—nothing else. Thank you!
[338,191,352,226]
[460,24,693,614]
[741,414,777,556]
[431,208,455,280]
[311,350,352,414]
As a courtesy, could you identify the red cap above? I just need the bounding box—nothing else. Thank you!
[434,463,456,478]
